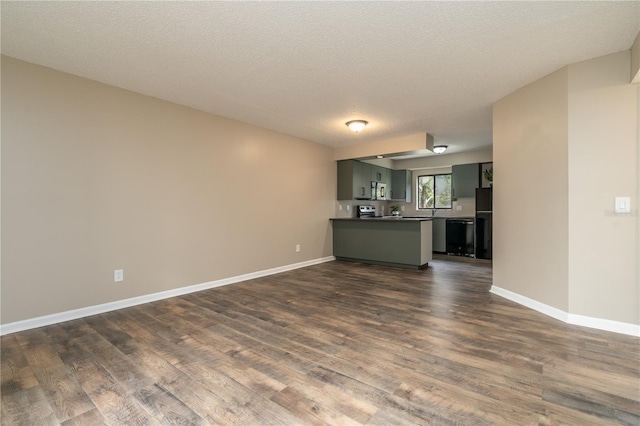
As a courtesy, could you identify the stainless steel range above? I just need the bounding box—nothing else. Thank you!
[357,205,376,218]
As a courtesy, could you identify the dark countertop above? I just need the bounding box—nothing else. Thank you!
[329,216,475,222]
[440,217,475,220]
[330,216,434,222]
[331,216,476,222]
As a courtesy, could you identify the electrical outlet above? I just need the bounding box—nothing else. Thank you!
[339,204,343,211]
[114,269,124,282]
[457,205,463,211]
[296,244,301,252]
[346,204,350,211]
[401,206,405,212]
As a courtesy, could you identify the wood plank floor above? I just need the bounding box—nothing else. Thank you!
[2,256,639,425]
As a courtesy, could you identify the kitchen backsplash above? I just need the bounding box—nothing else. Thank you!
[333,200,388,218]
[334,197,476,218]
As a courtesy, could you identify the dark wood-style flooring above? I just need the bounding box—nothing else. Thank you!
[1,256,639,425]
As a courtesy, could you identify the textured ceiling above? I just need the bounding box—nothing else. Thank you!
[2,1,639,154]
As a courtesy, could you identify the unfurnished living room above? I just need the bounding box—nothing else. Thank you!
[1,2,639,425]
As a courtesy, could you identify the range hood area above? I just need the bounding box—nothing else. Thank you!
[334,133,436,162]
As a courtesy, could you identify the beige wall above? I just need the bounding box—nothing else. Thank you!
[493,66,570,311]
[494,51,640,325]
[1,57,336,324]
[567,51,639,324]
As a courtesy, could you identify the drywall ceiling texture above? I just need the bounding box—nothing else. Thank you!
[1,1,639,153]
[1,57,336,325]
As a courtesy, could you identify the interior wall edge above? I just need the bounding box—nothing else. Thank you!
[0,256,336,336]
[490,285,640,337]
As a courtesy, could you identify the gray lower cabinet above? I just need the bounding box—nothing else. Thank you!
[332,219,433,268]
[390,169,412,202]
[432,218,447,253]
[452,163,480,198]
[337,160,372,200]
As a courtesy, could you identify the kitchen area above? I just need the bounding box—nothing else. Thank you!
[331,155,493,268]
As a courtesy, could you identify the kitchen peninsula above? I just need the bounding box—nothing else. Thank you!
[331,217,433,269]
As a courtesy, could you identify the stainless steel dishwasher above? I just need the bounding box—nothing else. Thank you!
[446,218,474,256]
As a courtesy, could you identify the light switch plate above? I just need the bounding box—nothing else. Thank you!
[614,197,631,213]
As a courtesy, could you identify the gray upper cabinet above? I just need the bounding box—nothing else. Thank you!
[370,165,390,186]
[337,160,372,200]
[390,169,412,202]
[452,163,480,198]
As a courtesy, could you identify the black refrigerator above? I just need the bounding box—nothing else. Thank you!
[475,188,492,259]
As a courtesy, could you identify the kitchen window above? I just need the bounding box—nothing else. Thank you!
[417,174,452,209]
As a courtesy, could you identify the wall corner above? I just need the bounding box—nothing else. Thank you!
[631,31,640,83]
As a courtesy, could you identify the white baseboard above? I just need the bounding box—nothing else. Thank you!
[490,285,640,337]
[0,256,335,336]
[566,313,640,337]
[489,286,570,322]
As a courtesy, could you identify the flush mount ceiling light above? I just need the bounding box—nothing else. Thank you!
[433,145,448,154]
[346,120,368,133]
